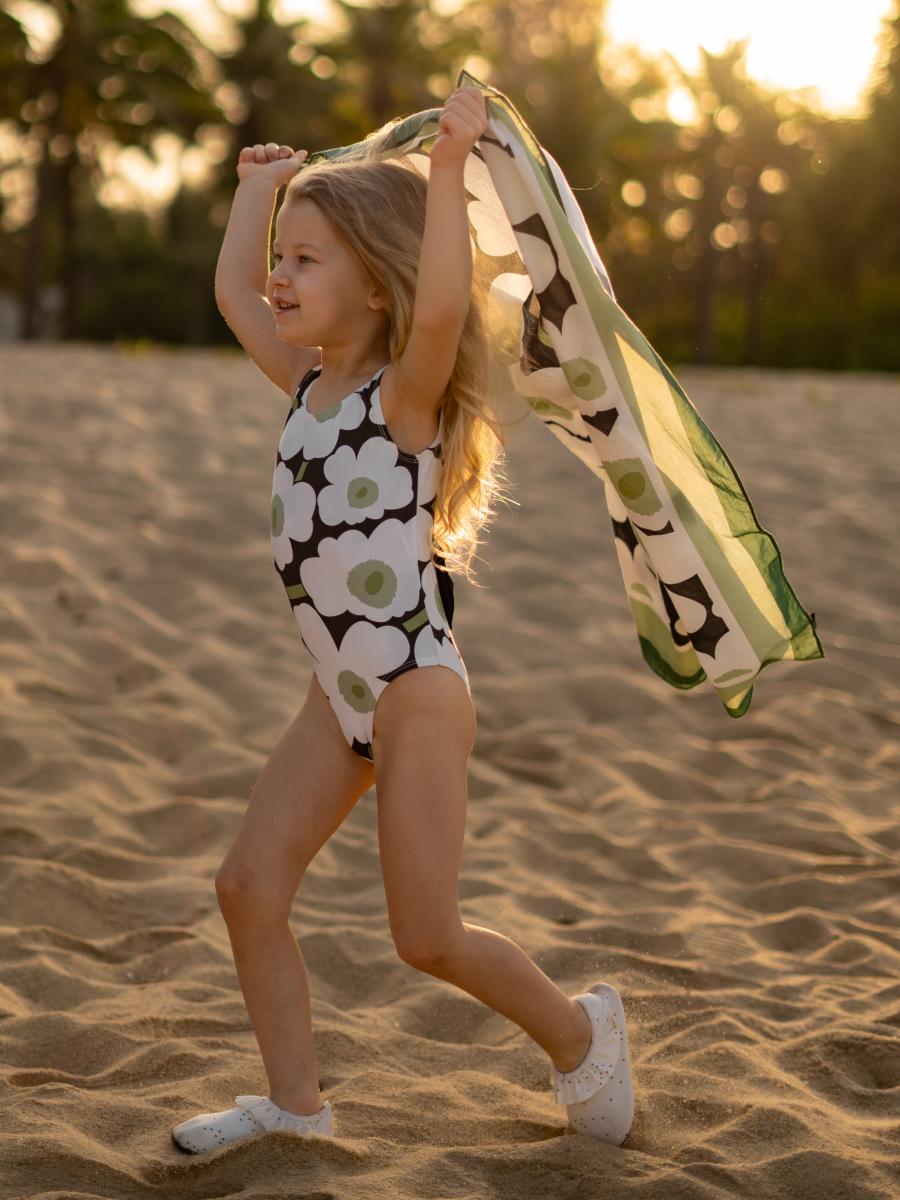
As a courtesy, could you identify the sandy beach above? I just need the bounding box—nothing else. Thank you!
[0,343,898,1200]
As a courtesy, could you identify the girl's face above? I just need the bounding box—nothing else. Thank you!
[267,198,386,348]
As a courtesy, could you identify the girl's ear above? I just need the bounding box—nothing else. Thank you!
[367,289,387,312]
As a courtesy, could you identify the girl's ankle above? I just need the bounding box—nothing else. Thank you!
[268,1090,323,1117]
[550,1000,593,1073]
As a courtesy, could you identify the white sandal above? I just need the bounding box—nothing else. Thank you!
[550,984,634,1145]
[172,1094,333,1153]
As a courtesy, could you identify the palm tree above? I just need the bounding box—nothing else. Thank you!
[210,0,339,164]
[670,43,795,363]
[322,0,473,133]
[859,4,900,273]
[0,0,220,337]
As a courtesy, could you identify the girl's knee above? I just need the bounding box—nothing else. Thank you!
[215,861,292,926]
[392,923,463,975]
[214,862,249,919]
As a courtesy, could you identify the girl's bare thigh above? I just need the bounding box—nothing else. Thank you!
[372,666,476,952]
[217,673,375,915]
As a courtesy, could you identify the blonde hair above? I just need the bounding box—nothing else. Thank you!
[284,151,504,574]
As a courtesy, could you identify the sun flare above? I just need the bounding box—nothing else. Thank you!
[605,0,895,114]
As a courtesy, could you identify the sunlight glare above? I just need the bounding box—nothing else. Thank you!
[605,0,895,114]
[97,134,185,215]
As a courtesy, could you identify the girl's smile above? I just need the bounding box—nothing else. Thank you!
[266,199,385,348]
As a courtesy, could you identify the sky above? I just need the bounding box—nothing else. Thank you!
[605,0,896,114]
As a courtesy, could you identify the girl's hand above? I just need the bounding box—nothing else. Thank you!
[430,87,488,171]
[237,143,307,187]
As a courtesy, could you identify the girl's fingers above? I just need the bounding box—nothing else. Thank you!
[443,96,475,120]
[448,88,486,119]
[236,144,306,180]
[453,87,485,112]
[440,102,479,131]
[440,94,487,139]
[439,110,482,143]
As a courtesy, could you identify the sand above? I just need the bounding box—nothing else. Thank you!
[0,344,898,1200]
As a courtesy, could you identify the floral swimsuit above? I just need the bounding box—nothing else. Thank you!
[270,366,468,760]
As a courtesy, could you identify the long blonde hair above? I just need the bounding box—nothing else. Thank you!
[284,152,504,574]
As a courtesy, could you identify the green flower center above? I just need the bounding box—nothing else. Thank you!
[348,476,379,510]
[271,494,285,537]
[601,456,662,516]
[562,357,607,401]
[338,669,376,713]
[617,471,646,500]
[314,402,341,423]
[347,558,398,608]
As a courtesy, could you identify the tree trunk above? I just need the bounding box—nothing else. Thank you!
[20,142,52,339]
[696,245,716,365]
[695,155,720,365]
[60,151,77,338]
[744,253,762,366]
[743,185,763,365]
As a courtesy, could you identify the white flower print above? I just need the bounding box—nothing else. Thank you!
[279,392,366,462]
[300,519,420,623]
[463,153,498,203]
[271,462,316,570]
[318,437,413,527]
[468,194,519,257]
[413,624,467,681]
[489,271,532,329]
[368,378,386,427]
[294,606,409,746]
[514,227,558,295]
[421,561,450,634]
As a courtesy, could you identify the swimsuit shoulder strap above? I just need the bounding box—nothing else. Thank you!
[295,366,321,407]
[358,364,390,424]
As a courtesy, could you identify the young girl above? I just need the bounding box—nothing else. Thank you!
[172,86,634,1153]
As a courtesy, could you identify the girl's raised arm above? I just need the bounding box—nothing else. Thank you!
[215,145,318,396]
[387,89,488,419]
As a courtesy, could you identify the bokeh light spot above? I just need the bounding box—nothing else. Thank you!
[621,180,647,207]
[714,105,742,133]
[310,55,335,79]
[664,208,694,241]
[759,167,790,194]
[712,222,738,250]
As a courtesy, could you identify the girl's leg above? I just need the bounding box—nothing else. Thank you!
[215,674,374,1115]
[372,667,592,1072]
